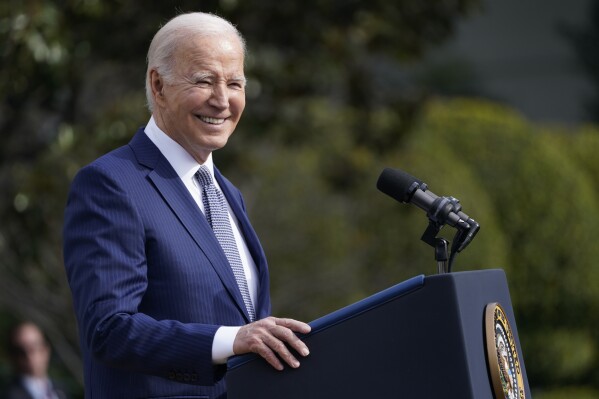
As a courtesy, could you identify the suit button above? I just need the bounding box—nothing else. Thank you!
[176,372,183,381]
[168,371,176,380]
[183,373,190,382]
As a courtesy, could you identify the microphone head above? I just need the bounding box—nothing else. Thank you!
[376,168,423,203]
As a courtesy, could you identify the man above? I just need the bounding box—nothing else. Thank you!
[4,321,68,399]
[63,12,311,398]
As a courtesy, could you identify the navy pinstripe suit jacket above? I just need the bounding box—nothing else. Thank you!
[63,128,271,398]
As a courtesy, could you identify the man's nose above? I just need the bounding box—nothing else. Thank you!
[208,83,229,109]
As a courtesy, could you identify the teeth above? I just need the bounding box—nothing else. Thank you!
[199,116,225,124]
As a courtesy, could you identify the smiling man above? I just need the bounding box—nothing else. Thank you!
[63,12,310,399]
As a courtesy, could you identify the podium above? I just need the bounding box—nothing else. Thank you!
[226,269,531,398]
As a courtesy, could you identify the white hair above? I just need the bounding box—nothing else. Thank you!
[145,12,246,112]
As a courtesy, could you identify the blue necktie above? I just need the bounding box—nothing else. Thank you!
[196,165,256,322]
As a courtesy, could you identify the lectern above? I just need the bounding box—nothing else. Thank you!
[227,269,530,398]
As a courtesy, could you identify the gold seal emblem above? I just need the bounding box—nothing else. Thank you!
[485,303,526,399]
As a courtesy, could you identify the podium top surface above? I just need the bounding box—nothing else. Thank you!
[228,274,424,370]
[308,274,425,333]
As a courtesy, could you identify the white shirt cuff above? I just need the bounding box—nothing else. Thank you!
[212,326,241,364]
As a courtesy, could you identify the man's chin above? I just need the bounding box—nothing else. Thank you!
[205,131,234,148]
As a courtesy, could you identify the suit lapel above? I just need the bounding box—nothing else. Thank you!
[215,167,271,318]
[128,130,251,322]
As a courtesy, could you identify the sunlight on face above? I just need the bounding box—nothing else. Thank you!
[153,33,246,163]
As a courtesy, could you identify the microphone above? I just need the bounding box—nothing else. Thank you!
[376,167,479,251]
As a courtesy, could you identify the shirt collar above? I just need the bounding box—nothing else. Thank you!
[21,375,52,396]
[144,116,214,180]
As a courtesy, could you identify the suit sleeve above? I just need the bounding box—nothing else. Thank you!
[63,163,224,386]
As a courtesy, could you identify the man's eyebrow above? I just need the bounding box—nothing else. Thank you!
[187,73,246,86]
[230,76,247,86]
[189,72,214,81]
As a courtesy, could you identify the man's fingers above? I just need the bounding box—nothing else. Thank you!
[271,323,310,357]
[252,338,285,371]
[274,317,312,335]
[271,317,312,356]
[262,331,300,369]
[233,317,311,371]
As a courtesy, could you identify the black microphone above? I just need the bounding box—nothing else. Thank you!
[376,168,467,228]
[376,168,480,251]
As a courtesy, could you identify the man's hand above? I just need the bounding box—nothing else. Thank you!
[233,317,311,371]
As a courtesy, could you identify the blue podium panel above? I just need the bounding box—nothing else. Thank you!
[226,270,530,399]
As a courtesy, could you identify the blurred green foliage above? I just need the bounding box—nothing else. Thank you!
[1,1,598,398]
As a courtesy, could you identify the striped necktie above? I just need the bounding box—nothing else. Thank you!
[196,165,256,322]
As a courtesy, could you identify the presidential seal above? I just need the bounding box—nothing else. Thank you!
[485,303,526,399]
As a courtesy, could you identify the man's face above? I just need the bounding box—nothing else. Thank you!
[152,33,246,163]
[12,324,50,378]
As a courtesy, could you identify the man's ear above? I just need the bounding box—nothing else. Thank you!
[150,69,165,105]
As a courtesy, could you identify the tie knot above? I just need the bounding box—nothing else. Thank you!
[196,165,213,188]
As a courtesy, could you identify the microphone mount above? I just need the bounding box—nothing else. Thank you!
[419,191,479,273]
[376,167,480,273]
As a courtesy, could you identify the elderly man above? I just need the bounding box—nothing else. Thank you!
[63,12,310,398]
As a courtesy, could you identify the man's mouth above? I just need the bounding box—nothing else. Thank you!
[198,115,226,125]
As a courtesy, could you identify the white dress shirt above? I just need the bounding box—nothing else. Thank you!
[21,376,59,399]
[144,116,258,363]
